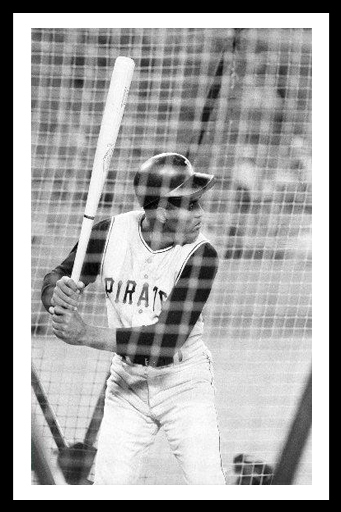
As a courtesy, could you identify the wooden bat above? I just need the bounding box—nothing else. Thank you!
[71,56,135,283]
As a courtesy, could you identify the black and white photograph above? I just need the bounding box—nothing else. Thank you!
[13,13,329,500]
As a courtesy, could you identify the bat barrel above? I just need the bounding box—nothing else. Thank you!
[84,56,135,219]
[71,56,135,283]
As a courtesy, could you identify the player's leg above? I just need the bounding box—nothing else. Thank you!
[159,352,226,485]
[94,395,158,484]
[164,400,226,485]
[94,357,159,485]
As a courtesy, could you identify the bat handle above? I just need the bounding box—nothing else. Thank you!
[71,215,95,283]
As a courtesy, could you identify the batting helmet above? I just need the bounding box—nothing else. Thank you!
[134,152,216,209]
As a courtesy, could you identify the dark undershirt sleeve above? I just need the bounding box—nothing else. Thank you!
[116,242,219,364]
[41,218,112,311]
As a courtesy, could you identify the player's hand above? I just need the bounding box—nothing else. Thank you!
[51,305,87,345]
[50,276,85,312]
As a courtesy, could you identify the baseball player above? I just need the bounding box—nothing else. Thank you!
[41,152,226,485]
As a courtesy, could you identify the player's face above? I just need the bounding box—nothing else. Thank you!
[164,197,204,244]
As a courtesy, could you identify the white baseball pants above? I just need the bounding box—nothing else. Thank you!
[94,347,226,485]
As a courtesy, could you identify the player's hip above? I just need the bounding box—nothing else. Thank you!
[105,346,216,418]
[116,338,212,370]
[115,343,216,396]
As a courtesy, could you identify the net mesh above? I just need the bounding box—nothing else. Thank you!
[31,27,312,485]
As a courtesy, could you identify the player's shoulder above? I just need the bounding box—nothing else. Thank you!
[113,209,143,223]
[175,235,219,283]
[189,236,219,274]
[188,233,218,258]
[177,234,219,271]
[92,210,141,236]
[106,209,144,236]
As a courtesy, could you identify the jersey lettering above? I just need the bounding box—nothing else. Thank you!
[137,283,149,307]
[105,277,114,296]
[158,290,167,304]
[115,280,123,303]
[153,286,158,311]
[123,280,137,304]
[104,278,167,311]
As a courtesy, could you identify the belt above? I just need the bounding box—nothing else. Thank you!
[123,350,183,368]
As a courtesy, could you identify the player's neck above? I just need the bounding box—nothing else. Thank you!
[140,215,175,251]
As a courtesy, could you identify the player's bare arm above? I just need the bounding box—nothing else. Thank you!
[47,280,119,350]
[50,305,117,351]
[41,218,112,313]
[48,277,117,351]
[51,305,86,344]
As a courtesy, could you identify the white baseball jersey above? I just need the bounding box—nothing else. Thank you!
[100,210,209,351]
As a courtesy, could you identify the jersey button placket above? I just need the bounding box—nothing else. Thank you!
[144,255,152,281]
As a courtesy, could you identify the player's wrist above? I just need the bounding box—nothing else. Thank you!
[82,324,117,352]
[80,323,96,348]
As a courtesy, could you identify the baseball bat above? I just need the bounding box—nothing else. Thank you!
[71,56,135,283]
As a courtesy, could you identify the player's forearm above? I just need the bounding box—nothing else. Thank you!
[41,269,72,311]
[81,323,117,353]
[41,274,63,311]
[41,285,54,311]
[51,305,117,352]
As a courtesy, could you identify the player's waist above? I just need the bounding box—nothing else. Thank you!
[120,340,207,368]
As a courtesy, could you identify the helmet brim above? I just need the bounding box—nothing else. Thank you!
[166,172,216,200]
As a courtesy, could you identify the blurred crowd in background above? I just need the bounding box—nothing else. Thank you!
[31,28,312,334]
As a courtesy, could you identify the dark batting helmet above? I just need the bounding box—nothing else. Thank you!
[134,152,216,209]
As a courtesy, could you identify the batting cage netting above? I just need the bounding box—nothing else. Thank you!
[31,27,312,485]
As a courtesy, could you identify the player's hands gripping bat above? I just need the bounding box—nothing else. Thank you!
[49,276,84,313]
